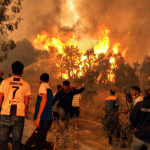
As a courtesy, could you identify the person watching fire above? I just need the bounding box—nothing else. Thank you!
[52,80,85,129]
[105,88,120,145]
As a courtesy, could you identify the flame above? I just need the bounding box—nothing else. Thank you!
[33,26,129,82]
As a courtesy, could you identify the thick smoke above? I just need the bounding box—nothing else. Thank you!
[9,0,150,64]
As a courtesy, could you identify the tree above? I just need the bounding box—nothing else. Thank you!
[139,55,150,87]
[0,0,23,62]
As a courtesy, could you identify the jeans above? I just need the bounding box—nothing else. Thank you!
[131,136,150,150]
[0,115,24,150]
[25,120,53,150]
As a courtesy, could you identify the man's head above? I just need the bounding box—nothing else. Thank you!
[63,80,70,91]
[131,86,141,97]
[0,77,3,85]
[40,73,49,83]
[125,93,133,103]
[57,85,62,91]
[110,88,116,95]
[144,86,150,97]
[11,61,24,75]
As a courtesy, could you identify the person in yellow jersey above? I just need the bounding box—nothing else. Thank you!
[0,61,31,150]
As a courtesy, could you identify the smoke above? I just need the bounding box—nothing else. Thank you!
[8,0,150,64]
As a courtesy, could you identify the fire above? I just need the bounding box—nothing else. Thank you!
[33,26,129,82]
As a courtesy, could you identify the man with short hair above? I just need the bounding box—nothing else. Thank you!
[131,86,143,106]
[105,88,120,145]
[25,73,54,150]
[130,86,150,150]
[0,61,31,150]
[52,80,85,129]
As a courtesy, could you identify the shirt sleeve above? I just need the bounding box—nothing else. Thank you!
[25,83,31,96]
[38,84,47,94]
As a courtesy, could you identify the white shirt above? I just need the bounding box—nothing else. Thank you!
[72,94,81,107]
[134,96,143,106]
[0,76,31,116]
[38,83,51,96]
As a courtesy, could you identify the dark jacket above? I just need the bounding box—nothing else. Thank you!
[52,87,85,112]
[130,96,150,143]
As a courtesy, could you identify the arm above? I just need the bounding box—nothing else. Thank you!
[130,102,141,128]
[24,95,29,115]
[37,93,47,119]
[73,84,85,95]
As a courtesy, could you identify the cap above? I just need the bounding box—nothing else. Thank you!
[125,93,132,98]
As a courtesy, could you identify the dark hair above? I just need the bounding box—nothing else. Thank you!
[57,85,62,90]
[110,90,115,95]
[11,61,24,75]
[63,80,70,86]
[131,86,141,93]
[40,73,49,82]
[0,77,3,83]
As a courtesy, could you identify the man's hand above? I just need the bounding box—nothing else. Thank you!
[35,117,40,128]
[81,84,85,88]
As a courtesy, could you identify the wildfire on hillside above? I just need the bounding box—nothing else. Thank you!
[33,26,128,83]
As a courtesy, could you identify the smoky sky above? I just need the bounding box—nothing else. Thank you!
[8,0,150,64]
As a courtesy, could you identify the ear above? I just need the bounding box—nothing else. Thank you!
[22,70,24,75]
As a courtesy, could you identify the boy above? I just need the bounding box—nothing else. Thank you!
[25,73,54,150]
[0,61,31,150]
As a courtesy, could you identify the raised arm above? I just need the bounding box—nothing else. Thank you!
[73,84,85,95]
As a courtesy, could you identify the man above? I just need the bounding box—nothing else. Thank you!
[52,85,62,121]
[0,61,31,150]
[131,86,143,106]
[130,86,150,150]
[25,73,54,150]
[52,80,85,129]
[71,86,81,129]
[105,88,120,145]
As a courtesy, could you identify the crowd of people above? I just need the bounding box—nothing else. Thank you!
[105,86,150,150]
[1,61,150,150]
[0,61,84,150]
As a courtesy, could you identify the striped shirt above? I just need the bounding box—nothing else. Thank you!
[72,94,81,107]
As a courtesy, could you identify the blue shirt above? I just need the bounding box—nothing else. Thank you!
[34,88,53,120]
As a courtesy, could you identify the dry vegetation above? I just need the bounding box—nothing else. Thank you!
[10,75,136,150]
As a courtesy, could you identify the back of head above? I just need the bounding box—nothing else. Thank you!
[110,88,116,95]
[40,73,49,83]
[12,61,24,75]
[131,85,141,93]
[57,85,62,90]
[63,80,70,86]
[125,93,132,98]
[144,86,150,97]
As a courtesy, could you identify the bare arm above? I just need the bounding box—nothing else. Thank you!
[37,93,47,119]
[24,95,29,115]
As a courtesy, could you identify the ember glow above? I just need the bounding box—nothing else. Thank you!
[33,26,128,82]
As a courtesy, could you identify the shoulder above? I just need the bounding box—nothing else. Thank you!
[134,101,143,109]
[106,96,117,100]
